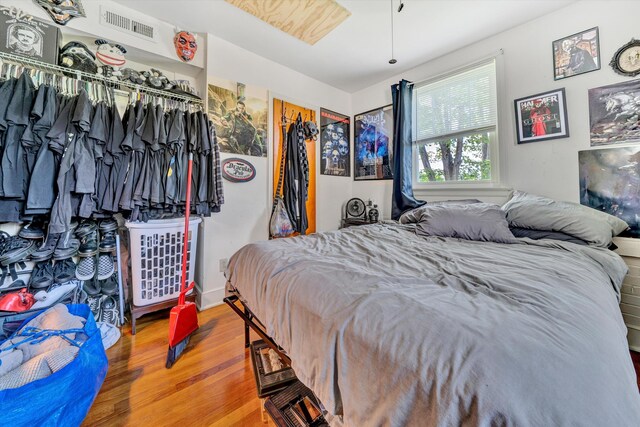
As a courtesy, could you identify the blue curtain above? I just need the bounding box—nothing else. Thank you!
[391,80,425,220]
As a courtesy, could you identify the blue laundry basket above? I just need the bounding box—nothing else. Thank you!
[0,304,108,426]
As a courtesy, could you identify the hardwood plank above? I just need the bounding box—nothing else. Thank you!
[225,0,351,45]
[83,304,264,426]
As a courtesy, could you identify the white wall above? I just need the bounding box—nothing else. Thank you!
[351,0,640,219]
[197,34,352,308]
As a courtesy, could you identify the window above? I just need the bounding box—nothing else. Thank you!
[413,59,498,185]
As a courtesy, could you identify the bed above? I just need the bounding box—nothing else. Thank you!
[225,201,640,426]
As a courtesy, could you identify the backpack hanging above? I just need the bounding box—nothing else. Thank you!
[269,108,294,239]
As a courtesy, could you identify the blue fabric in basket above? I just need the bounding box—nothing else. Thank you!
[0,304,108,426]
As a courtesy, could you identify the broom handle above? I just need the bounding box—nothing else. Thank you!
[180,153,194,306]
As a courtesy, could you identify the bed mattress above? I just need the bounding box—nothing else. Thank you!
[226,222,640,426]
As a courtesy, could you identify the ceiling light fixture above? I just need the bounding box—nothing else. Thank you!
[389,0,397,64]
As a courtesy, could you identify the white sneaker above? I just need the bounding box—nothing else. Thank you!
[96,321,121,350]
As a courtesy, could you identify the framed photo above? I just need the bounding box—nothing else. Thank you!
[320,108,350,177]
[354,105,393,180]
[514,88,569,144]
[0,9,60,65]
[579,146,640,238]
[553,27,600,80]
[589,79,640,146]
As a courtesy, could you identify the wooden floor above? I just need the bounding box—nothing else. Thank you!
[83,304,264,427]
[86,304,640,426]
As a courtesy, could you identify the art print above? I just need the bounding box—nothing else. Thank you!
[589,79,640,146]
[553,27,600,80]
[207,80,268,157]
[354,105,393,180]
[320,108,350,177]
[514,88,569,144]
[0,7,59,64]
[579,146,640,238]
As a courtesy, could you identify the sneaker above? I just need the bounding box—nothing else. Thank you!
[99,273,118,296]
[75,257,96,281]
[87,295,102,321]
[31,232,61,261]
[82,277,101,296]
[99,295,120,326]
[53,258,76,283]
[97,254,115,280]
[96,321,121,350]
[18,222,44,240]
[29,260,54,289]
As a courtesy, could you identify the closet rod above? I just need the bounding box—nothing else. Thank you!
[0,51,203,105]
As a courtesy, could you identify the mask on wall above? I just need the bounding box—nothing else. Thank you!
[95,39,127,78]
[33,0,86,26]
[173,31,197,62]
[59,41,97,74]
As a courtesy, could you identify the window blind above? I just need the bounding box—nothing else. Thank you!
[415,60,497,142]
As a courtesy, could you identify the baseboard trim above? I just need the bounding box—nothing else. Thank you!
[197,286,226,310]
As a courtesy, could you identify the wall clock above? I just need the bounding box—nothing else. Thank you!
[610,38,640,77]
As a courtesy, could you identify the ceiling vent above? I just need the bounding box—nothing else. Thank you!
[99,5,159,42]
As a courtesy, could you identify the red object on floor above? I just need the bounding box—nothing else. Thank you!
[0,288,35,312]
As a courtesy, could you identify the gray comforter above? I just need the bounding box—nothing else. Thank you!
[226,223,640,426]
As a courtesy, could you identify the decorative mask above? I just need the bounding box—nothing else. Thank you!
[173,31,197,62]
[33,0,85,26]
[95,39,126,68]
[59,41,97,74]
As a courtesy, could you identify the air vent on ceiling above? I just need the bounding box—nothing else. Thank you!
[100,5,158,42]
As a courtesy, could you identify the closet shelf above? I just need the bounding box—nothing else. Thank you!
[0,51,203,104]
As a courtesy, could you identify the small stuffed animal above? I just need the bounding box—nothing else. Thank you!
[142,68,171,90]
[119,68,146,85]
[59,41,97,74]
[95,39,127,79]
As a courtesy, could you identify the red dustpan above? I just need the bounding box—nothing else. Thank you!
[166,153,199,368]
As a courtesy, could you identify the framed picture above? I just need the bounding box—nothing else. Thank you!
[589,79,640,146]
[579,146,640,238]
[553,27,600,80]
[514,88,569,144]
[207,80,268,157]
[0,8,60,65]
[320,108,350,177]
[354,105,393,180]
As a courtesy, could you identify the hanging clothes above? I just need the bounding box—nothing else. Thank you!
[283,114,309,235]
[0,70,223,227]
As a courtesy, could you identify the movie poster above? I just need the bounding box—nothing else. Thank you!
[354,105,393,180]
[589,79,640,146]
[207,79,268,157]
[579,146,640,238]
[320,108,350,177]
[514,88,569,144]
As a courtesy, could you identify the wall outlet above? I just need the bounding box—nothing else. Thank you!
[219,258,229,273]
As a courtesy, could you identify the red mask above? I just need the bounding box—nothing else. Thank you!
[174,31,197,62]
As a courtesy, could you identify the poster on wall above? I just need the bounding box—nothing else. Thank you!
[207,79,268,157]
[513,88,569,144]
[589,79,640,146]
[552,27,600,80]
[320,108,350,177]
[579,146,640,238]
[353,105,393,180]
[0,7,60,65]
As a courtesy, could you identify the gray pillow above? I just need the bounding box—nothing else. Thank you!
[502,191,629,248]
[414,203,517,243]
[399,199,482,224]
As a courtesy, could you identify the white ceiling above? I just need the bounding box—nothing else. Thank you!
[117,0,575,93]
